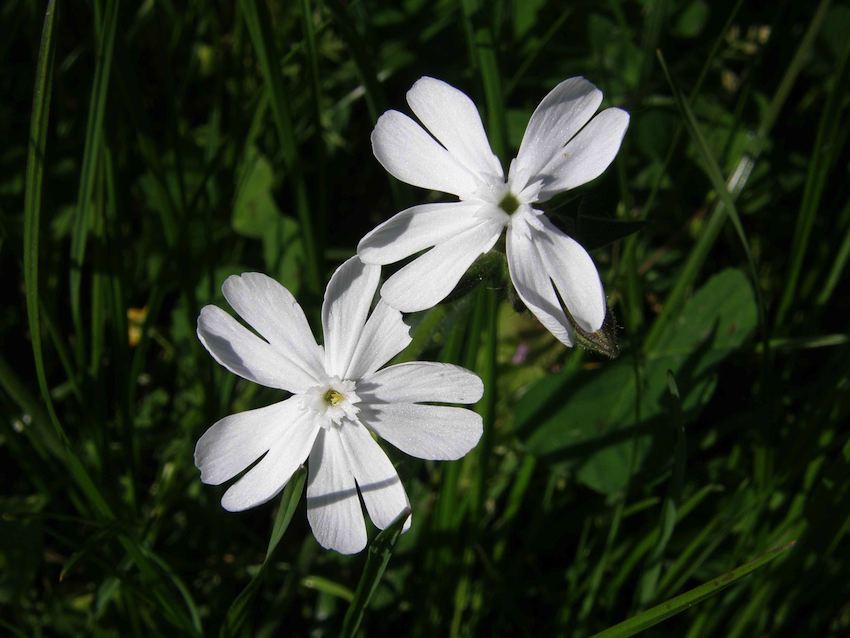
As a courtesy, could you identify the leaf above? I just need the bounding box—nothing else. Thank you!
[517,269,756,494]
[589,541,795,638]
[672,0,709,39]
[231,147,304,294]
[339,507,410,638]
[231,148,280,238]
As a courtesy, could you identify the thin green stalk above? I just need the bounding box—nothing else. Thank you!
[222,469,307,637]
[817,199,850,304]
[645,1,830,349]
[473,289,498,516]
[69,0,119,363]
[23,0,58,448]
[458,0,507,158]
[776,34,850,324]
[239,0,322,296]
[504,7,572,97]
[639,0,745,220]
[657,50,768,354]
[300,0,327,246]
[340,508,410,638]
[22,0,112,520]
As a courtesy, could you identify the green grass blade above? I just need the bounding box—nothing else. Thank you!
[239,0,321,295]
[472,289,498,516]
[221,467,307,638]
[504,6,572,97]
[299,0,327,233]
[590,541,795,638]
[21,0,111,519]
[638,0,667,87]
[817,199,850,304]
[69,0,119,360]
[326,0,386,124]
[775,34,850,324]
[22,0,58,440]
[636,371,686,605]
[301,575,355,602]
[755,0,831,142]
[340,507,410,638]
[656,50,767,352]
[638,0,744,221]
[266,467,307,559]
[458,0,507,158]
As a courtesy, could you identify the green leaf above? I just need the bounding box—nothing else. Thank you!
[672,0,709,39]
[231,146,304,293]
[232,148,280,238]
[517,269,756,494]
[589,541,795,638]
[340,507,410,638]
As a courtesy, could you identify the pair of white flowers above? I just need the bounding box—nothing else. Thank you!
[195,76,629,553]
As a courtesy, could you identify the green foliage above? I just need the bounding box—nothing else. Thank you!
[3,0,849,636]
[518,269,756,494]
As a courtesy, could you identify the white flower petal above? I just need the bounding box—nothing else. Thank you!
[505,221,575,347]
[221,273,325,383]
[345,301,411,380]
[406,76,503,181]
[195,396,302,485]
[360,362,483,404]
[220,411,320,512]
[359,403,483,461]
[538,107,630,200]
[371,110,479,197]
[380,218,504,313]
[307,428,367,554]
[535,216,606,333]
[514,77,602,189]
[341,422,410,531]
[322,257,381,378]
[197,305,311,393]
[357,201,483,266]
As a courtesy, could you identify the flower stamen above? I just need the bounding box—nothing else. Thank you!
[324,388,345,406]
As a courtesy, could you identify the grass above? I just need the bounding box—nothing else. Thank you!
[3,0,850,635]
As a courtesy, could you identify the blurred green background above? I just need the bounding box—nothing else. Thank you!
[3,0,850,635]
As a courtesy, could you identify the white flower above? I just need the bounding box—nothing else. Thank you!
[359,77,629,346]
[194,257,484,554]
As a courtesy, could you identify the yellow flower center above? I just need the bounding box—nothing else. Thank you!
[323,389,345,406]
